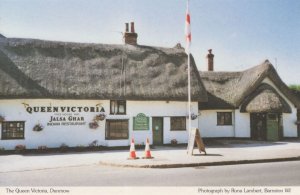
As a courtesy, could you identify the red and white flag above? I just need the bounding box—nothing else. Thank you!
[185,0,191,54]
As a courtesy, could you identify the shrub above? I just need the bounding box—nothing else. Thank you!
[15,144,26,151]
[171,139,178,145]
[88,140,98,147]
[59,143,69,151]
[289,84,300,91]
[37,145,48,150]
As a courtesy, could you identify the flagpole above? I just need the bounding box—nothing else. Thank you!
[188,52,191,134]
[185,0,192,134]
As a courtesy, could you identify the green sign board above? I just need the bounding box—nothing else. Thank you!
[133,113,149,130]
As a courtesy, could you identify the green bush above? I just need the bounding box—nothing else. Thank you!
[289,84,300,91]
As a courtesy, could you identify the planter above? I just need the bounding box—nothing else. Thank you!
[186,113,198,120]
[171,139,178,145]
[33,124,44,132]
[95,113,106,121]
[89,121,99,129]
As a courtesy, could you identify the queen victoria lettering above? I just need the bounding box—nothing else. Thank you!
[26,106,105,114]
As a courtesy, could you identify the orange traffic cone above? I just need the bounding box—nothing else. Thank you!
[128,138,139,160]
[143,138,154,159]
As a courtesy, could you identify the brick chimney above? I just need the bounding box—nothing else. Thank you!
[124,22,138,45]
[206,49,214,71]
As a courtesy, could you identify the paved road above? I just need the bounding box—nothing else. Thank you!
[0,161,299,186]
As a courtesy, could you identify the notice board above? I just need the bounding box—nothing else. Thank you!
[187,128,206,155]
[133,113,149,130]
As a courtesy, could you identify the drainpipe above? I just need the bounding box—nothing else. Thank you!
[233,110,236,137]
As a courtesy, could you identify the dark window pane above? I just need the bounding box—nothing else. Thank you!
[1,121,25,140]
[110,100,126,115]
[217,112,232,125]
[171,117,186,131]
[105,120,128,140]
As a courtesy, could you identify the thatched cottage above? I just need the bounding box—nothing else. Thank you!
[0,23,299,150]
[199,51,300,141]
[0,23,207,149]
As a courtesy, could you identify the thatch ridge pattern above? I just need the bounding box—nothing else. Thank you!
[0,38,207,101]
[240,83,292,113]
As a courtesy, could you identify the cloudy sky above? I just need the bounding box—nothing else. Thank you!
[0,0,299,84]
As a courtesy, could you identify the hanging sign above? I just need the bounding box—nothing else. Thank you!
[133,113,149,130]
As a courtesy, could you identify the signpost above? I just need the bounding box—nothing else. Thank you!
[133,113,149,130]
[187,128,206,155]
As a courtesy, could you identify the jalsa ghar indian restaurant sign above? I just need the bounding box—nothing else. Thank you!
[133,113,149,130]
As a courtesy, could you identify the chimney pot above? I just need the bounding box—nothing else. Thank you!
[124,22,138,45]
[206,49,214,71]
[130,22,135,33]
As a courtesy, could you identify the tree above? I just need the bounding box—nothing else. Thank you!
[289,84,300,91]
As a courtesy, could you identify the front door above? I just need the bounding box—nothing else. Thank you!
[152,117,163,145]
[250,113,267,140]
[266,113,279,141]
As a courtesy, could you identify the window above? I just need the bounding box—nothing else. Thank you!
[1,121,25,140]
[217,112,232,125]
[268,113,278,121]
[171,117,186,131]
[110,100,126,115]
[105,120,129,140]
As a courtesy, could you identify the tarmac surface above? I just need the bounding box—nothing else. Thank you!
[99,139,300,168]
[1,139,300,172]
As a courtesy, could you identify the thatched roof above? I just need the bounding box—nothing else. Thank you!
[0,38,207,101]
[199,60,300,110]
[240,84,291,113]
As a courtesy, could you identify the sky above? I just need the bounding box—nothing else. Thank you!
[0,0,299,84]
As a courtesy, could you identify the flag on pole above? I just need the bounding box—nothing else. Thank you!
[185,0,191,54]
[185,0,192,135]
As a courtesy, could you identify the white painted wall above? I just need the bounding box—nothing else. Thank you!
[127,101,198,145]
[198,110,235,137]
[163,116,197,144]
[234,111,250,137]
[283,107,298,137]
[0,99,198,149]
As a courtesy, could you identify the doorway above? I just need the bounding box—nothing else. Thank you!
[250,113,267,140]
[250,113,282,141]
[152,117,163,145]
